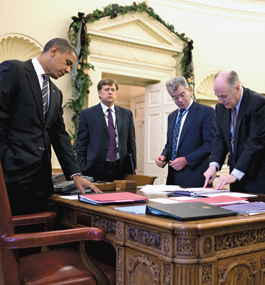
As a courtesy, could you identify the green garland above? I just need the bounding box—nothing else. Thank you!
[65,1,195,150]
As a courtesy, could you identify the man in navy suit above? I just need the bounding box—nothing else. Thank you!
[76,78,136,182]
[155,76,216,187]
[0,38,101,216]
[204,70,265,193]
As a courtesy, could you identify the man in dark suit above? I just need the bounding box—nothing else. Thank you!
[204,70,265,193]
[0,38,101,216]
[155,76,216,187]
[76,78,136,182]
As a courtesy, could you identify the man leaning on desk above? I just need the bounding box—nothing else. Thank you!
[155,76,217,187]
[0,38,101,216]
[204,70,265,193]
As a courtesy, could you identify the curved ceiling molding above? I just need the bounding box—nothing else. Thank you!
[0,34,42,63]
[154,0,265,21]
[197,72,218,99]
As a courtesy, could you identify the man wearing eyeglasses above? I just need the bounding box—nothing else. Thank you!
[155,76,216,187]
[204,70,265,193]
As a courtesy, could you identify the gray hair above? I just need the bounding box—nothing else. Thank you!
[166,76,189,94]
[42,38,76,56]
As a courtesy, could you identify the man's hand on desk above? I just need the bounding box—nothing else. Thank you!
[203,165,217,187]
[169,157,188,171]
[214,174,237,190]
[73,175,102,193]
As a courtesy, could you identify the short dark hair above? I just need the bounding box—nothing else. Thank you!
[97,78,119,91]
[166,76,189,94]
[42,38,76,56]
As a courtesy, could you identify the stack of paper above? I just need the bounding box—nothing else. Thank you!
[115,205,147,215]
[172,187,229,197]
[221,201,265,215]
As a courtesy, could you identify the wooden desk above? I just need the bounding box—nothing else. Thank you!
[48,194,265,285]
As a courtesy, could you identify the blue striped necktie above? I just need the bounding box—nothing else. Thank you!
[171,109,185,161]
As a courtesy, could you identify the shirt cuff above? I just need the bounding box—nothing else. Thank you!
[210,162,220,171]
[231,169,245,181]
[71,173,81,180]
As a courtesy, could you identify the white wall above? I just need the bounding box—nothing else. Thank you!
[1,0,265,129]
[149,0,265,93]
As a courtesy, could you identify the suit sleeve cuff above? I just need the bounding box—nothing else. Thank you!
[231,169,245,181]
[210,162,220,171]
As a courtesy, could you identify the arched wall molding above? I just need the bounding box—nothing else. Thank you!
[196,70,244,107]
[0,33,42,63]
[196,71,219,107]
[197,71,219,99]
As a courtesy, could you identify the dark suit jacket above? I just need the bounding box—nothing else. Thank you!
[76,103,136,181]
[162,101,216,187]
[0,60,80,194]
[210,87,265,193]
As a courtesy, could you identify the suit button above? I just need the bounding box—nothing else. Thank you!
[38,147,43,151]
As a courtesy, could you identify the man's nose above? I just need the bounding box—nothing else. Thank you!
[65,66,71,73]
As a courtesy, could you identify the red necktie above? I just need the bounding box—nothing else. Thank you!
[231,107,237,145]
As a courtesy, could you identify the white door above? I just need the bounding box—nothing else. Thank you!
[144,82,176,184]
[134,100,145,175]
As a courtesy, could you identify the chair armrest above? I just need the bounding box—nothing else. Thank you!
[2,227,105,249]
[12,211,57,226]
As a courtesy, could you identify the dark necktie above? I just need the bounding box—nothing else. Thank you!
[231,107,237,146]
[107,108,117,162]
[42,74,48,123]
[171,109,185,161]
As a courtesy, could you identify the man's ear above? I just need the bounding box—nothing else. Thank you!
[51,46,59,57]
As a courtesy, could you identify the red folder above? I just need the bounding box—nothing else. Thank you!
[79,192,148,205]
[181,195,248,207]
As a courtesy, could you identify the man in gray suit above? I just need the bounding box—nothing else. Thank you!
[0,38,101,216]
[76,78,136,182]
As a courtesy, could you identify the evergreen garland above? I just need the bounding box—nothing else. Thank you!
[65,2,195,150]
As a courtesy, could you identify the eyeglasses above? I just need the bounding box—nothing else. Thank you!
[170,91,187,102]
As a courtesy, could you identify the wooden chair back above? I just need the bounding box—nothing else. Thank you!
[123,174,157,186]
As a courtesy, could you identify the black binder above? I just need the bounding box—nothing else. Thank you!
[146,202,237,221]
